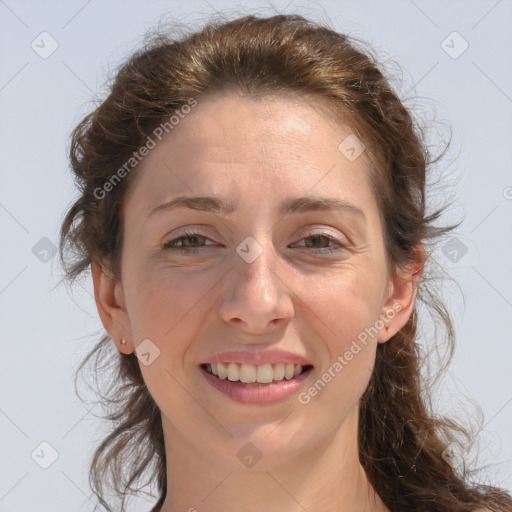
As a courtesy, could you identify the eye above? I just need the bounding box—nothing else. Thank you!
[162,231,214,255]
[162,230,349,256]
[292,231,348,255]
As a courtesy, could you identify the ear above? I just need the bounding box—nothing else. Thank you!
[91,260,134,354]
[377,247,425,344]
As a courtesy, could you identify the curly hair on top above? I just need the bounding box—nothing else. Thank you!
[58,12,512,512]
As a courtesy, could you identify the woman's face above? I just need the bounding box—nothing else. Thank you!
[94,92,416,469]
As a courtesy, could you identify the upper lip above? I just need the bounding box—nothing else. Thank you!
[199,350,313,367]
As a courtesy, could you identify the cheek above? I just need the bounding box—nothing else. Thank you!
[123,265,210,416]
[307,268,385,350]
[123,259,206,359]
[299,269,383,406]
[299,304,379,420]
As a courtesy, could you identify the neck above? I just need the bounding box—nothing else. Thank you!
[158,406,389,512]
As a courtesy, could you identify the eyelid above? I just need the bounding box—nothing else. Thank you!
[161,225,346,244]
[161,226,350,255]
[161,225,216,244]
[301,226,347,240]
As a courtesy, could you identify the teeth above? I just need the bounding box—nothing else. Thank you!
[207,362,305,383]
[239,363,256,383]
[217,362,227,380]
[256,364,274,384]
[273,363,285,380]
[227,362,239,381]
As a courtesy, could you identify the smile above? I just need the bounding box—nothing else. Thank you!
[202,362,311,384]
[200,362,314,404]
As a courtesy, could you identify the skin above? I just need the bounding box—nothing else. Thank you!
[92,92,423,512]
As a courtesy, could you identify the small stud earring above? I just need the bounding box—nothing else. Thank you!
[121,338,126,345]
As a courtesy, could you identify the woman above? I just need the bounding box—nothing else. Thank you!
[59,13,512,512]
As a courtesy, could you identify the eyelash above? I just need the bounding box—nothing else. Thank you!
[162,230,348,256]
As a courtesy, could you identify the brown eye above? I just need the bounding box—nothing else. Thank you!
[162,231,215,254]
[292,232,348,255]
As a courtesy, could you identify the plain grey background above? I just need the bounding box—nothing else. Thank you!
[1,1,511,511]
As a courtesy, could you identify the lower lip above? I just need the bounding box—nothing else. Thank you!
[200,366,313,404]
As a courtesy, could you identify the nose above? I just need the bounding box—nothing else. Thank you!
[219,238,294,335]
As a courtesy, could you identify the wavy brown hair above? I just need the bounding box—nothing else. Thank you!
[58,12,512,512]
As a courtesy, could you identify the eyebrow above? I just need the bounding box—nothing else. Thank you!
[145,195,366,222]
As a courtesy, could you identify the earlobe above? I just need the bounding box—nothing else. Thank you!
[91,261,134,354]
[377,250,424,344]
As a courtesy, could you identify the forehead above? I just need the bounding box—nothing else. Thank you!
[123,92,376,219]
[172,93,354,159]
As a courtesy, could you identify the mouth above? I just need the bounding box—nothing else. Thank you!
[200,362,314,385]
